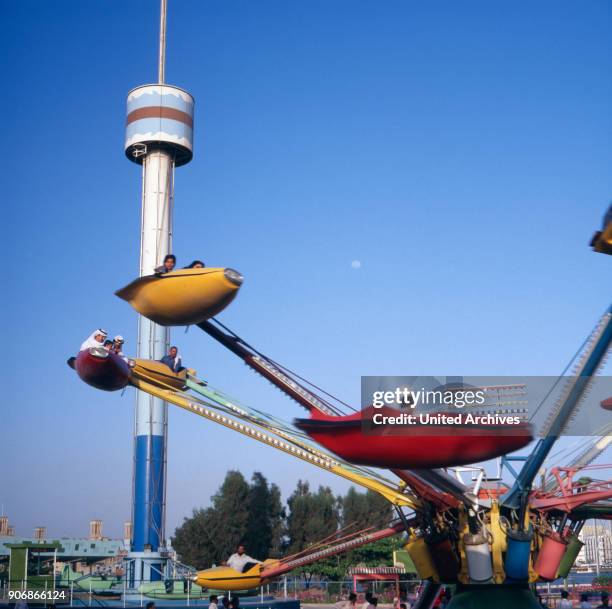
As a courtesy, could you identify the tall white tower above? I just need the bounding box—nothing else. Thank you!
[124,0,194,584]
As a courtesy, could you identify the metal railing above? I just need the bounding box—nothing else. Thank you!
[0,577,422,607]
[0,578,110,607]
[2,576,611,608]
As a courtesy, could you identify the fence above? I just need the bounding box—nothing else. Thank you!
[0,577,421,607]
[1,577,611,608]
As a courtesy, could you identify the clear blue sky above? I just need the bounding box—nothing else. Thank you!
[2,0,611,540]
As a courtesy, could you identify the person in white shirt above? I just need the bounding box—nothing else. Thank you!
[80,328,108,351]
[581,593,593,608]
[226,544,261,573]
[208,595,218,609]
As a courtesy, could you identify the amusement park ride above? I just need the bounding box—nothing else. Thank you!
[69,186,612,609]
[68,2,612,608]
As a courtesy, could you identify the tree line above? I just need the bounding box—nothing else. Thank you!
[172,471,399,578]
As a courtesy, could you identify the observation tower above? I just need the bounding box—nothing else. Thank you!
[124,0,194,584]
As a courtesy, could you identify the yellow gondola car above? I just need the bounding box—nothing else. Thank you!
[130,359,194,391]
[193,560,280,591]
[590,204,612,255]
[116,268,243,326]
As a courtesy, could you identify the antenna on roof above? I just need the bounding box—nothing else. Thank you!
[158,0,167,83]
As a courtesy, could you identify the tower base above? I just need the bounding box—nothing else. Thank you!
[126,551,168,587]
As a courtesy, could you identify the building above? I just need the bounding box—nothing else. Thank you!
[0,518,129,580]
[578,522,612,567]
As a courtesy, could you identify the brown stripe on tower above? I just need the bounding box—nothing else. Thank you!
[126,106,193,127]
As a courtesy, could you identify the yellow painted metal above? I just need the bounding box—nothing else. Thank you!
[130,378,420,510]
[194,559,284,591]
[457,508,469,584]
[528,509,539,583]
[131,359,191,390]
[592,222,612,255]
[193,562,268,591]
[405,535,439,582]
[489,502,506,584]
[116,268,241,326]
[185,378,371,483]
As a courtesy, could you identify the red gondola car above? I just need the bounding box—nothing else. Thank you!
[294,407,532,469]
[70,348,131,392]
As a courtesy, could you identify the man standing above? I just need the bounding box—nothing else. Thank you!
[80,328,108,351]
[226,544,261,573]
[161,346,182,373]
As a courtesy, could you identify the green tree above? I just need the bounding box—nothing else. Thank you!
[172,470,285,568]
[172,470,250,568]
[342,487,368,528]
[172,473,397,573]
[210,470,250,559]
[347,536,403,566]
[299,536,405,581]
[244,472,285,559]
[172,506,220,569]
[342,487,393,530]
[286,481,340,554]
[291,486,400,580]
[267,482,285,557]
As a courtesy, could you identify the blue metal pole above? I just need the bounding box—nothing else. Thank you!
[503,304,612,508]
[131,149,173,581]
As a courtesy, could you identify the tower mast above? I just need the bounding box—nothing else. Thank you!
[124,0,194,584]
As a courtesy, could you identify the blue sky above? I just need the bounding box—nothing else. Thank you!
[2,0,611,540]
